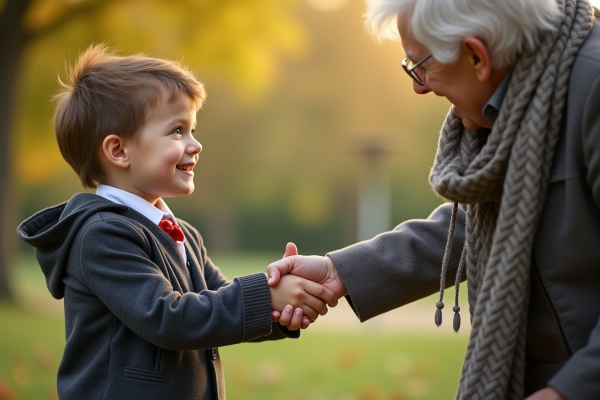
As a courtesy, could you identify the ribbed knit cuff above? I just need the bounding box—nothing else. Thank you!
[235,273,273,342]
[274,323,301,339]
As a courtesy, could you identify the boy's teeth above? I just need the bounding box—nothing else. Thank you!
[177,165,192,171]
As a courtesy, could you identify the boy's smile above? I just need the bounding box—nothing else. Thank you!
[104,86,202,205]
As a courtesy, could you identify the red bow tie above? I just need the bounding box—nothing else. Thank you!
[158,219,185,242]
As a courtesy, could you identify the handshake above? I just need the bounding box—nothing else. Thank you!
[266,242,349,331]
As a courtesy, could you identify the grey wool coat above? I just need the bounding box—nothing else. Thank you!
[328,19,600,400]
[18,193,298,400]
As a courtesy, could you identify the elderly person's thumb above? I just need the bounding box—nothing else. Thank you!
[283,242,298,258]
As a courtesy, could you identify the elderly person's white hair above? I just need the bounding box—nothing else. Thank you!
[365,0,562,69]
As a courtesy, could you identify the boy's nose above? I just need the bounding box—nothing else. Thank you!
[188,137,202,155]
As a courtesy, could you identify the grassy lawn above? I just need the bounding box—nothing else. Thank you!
[222,332,467,400]
[0,253,468,400]
[0,302,64,400]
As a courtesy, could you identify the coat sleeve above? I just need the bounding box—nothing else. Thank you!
[199,242,301,341]
[174,220,300,341]
[547,65,600,400]
[77,217,274,351]
[327,203,465,322]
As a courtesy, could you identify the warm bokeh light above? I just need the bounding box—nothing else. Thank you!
[305,0,600,13]
[305,0,350,13]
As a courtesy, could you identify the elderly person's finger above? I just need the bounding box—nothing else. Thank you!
[283,242,298,258]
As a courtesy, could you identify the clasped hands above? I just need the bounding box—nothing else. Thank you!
[267,242,348,330]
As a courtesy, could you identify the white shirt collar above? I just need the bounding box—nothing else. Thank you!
[95,184,177,225]
[95,184,187,261]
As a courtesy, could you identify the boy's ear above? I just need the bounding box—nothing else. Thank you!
[102,134,130,169]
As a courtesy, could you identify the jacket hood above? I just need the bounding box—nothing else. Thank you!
[17,193,128,299]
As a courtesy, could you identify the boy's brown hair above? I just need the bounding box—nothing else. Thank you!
[53,44,206,188]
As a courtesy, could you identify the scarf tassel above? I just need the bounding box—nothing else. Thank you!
[453,306,461,332]
[435,301,444,326]
[435,202,459,329]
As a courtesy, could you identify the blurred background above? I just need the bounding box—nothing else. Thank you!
[0,0,523,398]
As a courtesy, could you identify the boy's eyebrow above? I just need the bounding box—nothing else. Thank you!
[166,116,196,126]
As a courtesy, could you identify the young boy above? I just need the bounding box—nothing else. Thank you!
[17,45,337,400]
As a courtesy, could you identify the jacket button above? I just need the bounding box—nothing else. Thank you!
[211,348,218,360]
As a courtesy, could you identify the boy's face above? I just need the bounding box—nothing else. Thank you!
[125,89,201,204]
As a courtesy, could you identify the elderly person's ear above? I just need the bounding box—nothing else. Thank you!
[462,36,492,82]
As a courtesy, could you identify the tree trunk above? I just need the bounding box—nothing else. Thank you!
[0,0,32,300]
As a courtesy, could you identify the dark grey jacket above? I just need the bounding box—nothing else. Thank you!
[18,193,297,400]
[328,20,600,400]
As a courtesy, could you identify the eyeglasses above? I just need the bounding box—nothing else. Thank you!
[402,53,432,86]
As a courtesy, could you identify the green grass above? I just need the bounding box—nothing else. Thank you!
[1,253,468,400]
[0,302,63,400]
[222,332,467,400]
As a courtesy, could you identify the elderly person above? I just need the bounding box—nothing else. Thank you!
[268,0,600,399]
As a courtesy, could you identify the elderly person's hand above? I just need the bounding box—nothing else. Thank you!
[267,246,347,300]
[270,243,340,329]
[270,242,310,329]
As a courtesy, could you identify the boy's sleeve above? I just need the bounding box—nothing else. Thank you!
[196,235,301,340]
[180,222,301,341]
[78,217,276,350]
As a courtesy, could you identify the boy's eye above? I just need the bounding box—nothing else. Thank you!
[171,126,182,135]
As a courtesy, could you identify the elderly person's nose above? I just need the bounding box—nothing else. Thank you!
[413,79,432,95]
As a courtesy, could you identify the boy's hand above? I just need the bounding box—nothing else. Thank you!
[270,274,337,324]
[272,305,309,330]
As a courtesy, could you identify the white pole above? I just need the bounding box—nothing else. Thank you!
[357,145,392,242]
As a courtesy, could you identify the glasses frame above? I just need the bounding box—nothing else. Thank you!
[402,53,432,86]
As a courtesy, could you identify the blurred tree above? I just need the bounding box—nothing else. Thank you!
[0,0,306,300]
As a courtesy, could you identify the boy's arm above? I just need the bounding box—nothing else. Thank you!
[78,217,275,350]
[199,250,315,335]
[185,227,316,331]
[194,234,322,331]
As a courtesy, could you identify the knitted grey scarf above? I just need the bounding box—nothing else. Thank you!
[428,0,595,398]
